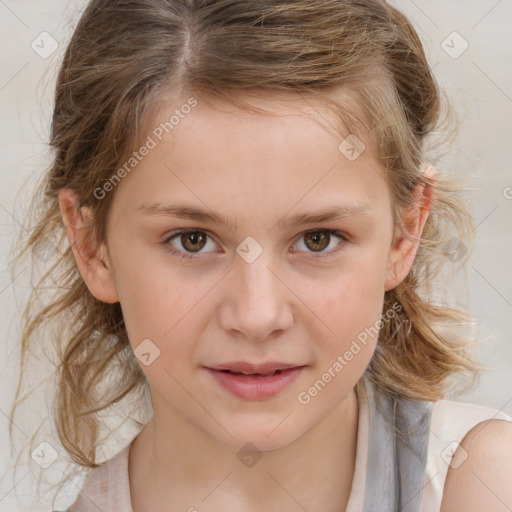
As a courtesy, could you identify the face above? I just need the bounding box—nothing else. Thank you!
[96,92,404,451]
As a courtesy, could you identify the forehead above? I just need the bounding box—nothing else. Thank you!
[111,90,390,222]
[141,87,375,158]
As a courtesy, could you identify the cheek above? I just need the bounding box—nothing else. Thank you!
[117,271,210,391]
[321,259,386,316]
[305,262,386,360]
[112,250,206,351]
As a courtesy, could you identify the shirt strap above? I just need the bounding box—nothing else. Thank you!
[363,377,433,512]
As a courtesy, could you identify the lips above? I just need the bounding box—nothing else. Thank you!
[204,362,307,400]
[208,362,303,375]
[221,369,282,377]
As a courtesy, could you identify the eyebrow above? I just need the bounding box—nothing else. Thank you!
[136,201,371,231]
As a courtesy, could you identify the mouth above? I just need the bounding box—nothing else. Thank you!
[208,361,304,375]
[204,363,307,400]
[218,369,286,377]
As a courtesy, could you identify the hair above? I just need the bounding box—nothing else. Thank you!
[10,0,484,481]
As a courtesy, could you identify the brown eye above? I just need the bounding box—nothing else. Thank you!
[162,229,220,260]
[293,229,347,259]
[303,230,331,252]
[180,231,207,252]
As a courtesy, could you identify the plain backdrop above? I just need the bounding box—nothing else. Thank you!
[1,1,511,510]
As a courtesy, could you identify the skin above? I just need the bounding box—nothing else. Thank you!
[440,419,512,511]
[59,91,512,511]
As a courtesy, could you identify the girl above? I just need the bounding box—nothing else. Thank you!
[9,0,512,511]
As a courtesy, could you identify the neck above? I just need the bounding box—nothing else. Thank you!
[129,386,359,512]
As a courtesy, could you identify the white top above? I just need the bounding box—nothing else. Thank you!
[65,379,512,512]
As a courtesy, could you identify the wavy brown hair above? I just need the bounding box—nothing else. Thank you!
[10,0,483,487]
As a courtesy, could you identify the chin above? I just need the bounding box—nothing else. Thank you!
[209,417,307,453]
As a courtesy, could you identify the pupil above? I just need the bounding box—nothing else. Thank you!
[183,232,205,252]
[307,231,328,252]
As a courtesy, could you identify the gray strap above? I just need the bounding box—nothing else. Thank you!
[363,377,433,512]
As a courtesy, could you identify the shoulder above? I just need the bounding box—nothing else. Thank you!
[440,416,512,511]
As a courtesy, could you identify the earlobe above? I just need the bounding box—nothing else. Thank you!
[384,163,437,292]
[58,188,119,304]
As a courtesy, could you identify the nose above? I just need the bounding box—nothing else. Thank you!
[218,250,294,342]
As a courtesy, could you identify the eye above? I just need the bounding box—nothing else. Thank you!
[292,229,347,259]
[162,229,218,259]
[162,228,347,261]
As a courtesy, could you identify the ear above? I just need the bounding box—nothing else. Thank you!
[58,188,119,303]
[384,163,436,292]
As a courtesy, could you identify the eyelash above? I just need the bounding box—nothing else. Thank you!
[161,228,348,261]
